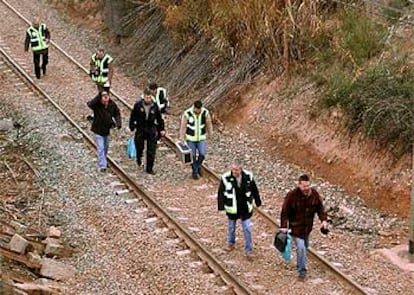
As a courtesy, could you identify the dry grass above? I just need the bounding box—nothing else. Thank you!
[156,0,326,73]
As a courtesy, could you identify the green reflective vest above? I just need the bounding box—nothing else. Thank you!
[222,170,254,215]
[184,106,209,142]
[27,24,48,52]
[91,53,113,84]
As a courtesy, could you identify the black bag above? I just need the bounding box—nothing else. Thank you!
[274,231,288,252]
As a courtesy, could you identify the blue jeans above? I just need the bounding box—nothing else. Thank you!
[227,218,252,254]
[295,236,309,276]
[186,140,206,176]
[95,134,110,169]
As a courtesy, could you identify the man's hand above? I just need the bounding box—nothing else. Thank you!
[129,130,135,137]
[320,221,329,235]
[280,228,288,233]
[160,130,166,137]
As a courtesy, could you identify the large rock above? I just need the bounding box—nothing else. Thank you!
[13,282,56,294]
[46,226,61,238]
[40,258,76,281]
[8,234,29,254]
[27,251,42,265]
[0,119,13,131]
[44,238,64,257]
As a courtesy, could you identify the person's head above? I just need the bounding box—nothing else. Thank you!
[100,91,110,105]
[32,20,39,29]
[96,48,105,59]
[148,82,158,90]
[143,88,152,105]
[148,82,158,94]
[193,100,203,115]
[298,174,311,195]
[231,160,243,178]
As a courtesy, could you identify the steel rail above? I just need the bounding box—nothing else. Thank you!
[1,0,368,292]
[0,47,253,295]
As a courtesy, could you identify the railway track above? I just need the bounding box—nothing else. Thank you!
[0,46,254,294]
[0,0,370,294]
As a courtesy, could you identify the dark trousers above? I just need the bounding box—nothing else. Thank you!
[135,131,157,172]
[33,49,48,79]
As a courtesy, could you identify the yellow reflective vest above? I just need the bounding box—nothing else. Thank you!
[184,106,209,142]
[91,53,113,84]
[221,170,254,215]
[27,24,48,52]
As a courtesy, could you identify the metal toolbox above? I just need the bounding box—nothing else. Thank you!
[175,141,193,164]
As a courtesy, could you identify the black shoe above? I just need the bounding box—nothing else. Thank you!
[42,66,46,75]
[198,168,203,177]
[192,174,199,180]
[100,168,107,173]
[137,159,142,166]
[146,169,155,175]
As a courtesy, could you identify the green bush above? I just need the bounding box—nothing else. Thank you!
[317,68,352,108]
[323,60,414,157]
[339,10,388,66]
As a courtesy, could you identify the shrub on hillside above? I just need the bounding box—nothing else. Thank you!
[324,60,414,157]
[338,10,387,66]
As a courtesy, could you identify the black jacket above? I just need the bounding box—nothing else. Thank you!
[87,94,121,136]
[129,100,164,135]
[218,170,262,220]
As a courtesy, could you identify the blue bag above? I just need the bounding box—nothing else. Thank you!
[280,233,292,263]
[127,138,136,159]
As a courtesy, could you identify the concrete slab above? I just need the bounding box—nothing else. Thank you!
[376,245,414,272]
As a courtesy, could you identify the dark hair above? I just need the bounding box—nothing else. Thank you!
[194,100,203,109]
[298,174,310,182]
[149,82,158,90]
[143,88,152,96]
[98,91,108,98]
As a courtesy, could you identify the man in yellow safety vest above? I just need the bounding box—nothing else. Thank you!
[218,160,262,260]
[24,20,51,79]
[179,100,213,179]
[90,48,114,93]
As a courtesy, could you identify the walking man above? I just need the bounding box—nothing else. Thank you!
[218,160,262,260]
[280,174,328,280]
[148,82,170,116]
[24,20,50,79]
[87,91,121,172]
[129,88,165,174]
[90,48,114,92]
[179,100,213,179]
[148,82,170,143]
